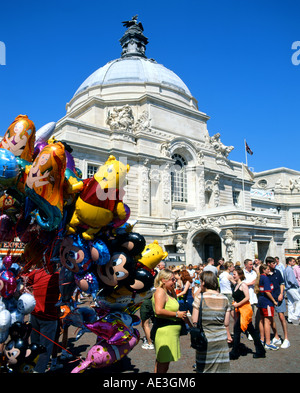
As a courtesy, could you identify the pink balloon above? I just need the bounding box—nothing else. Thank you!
[71,330,139,373]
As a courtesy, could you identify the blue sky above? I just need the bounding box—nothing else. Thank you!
[0,0,299,172]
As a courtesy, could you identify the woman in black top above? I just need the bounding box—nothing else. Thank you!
[230,267,266,360]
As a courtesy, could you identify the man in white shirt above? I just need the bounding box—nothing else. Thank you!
[243,259,259,333]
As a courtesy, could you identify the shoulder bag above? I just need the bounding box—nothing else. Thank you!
[190,292,208,351]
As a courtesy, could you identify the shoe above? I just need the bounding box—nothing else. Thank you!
[229,351,239,360]
[141,343,154,349]
[253,352,266,359]
[60,350,73,360]
[49,363,64,371]
[247,334,253,341]
[271,337,282,345]
[281,339,290,349]
[265,343,279,351]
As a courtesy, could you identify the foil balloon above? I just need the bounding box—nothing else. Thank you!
[67,155,130,240]
[110,203,130,229]
[33,122,56,158]
[0,270,17,299]
[57,266,77,305]
[71,331,139,373]
[85,312,134,345]
[60,234,93,275]
[90,238,111,266]
[75,271,100,299]
[0,148,20,189]
[0,309,11,343]
[17,293,36,315]
[2,255,13,270]
[0,115,36,162]
[25,142,66,231]
[138,240,168,270]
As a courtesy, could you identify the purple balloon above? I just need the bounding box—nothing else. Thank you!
[2,256,13,270]
[65,150,76,172]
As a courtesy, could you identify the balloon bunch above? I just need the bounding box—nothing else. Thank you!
[0,255,36,344]
[0,114,169,372]
[1,321,46,373]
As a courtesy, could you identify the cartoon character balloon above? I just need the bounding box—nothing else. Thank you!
[0,115,36,162]
[138,240,168,269]
[25,142,66,231]
[67,155,130,240]
[71,330,139,373]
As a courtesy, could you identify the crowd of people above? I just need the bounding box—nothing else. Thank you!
[3,255,299,373]
[144,255,300,373]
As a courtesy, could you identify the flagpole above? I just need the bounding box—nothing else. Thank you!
[244,139,248,167]
[242,140,246,210]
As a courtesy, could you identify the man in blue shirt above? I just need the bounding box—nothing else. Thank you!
[284,257,300,325]
[265,257,290,349]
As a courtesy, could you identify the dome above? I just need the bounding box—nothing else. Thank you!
[73,56,192,98]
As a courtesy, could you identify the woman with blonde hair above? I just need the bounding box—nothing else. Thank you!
[151,269,188,373]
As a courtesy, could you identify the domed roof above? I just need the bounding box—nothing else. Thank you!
[73,16,193,99]
[74,56,192,97]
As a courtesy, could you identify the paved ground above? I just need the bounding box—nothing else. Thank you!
[48,298,300,375]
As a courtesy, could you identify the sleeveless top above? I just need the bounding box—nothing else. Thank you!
[233,283,246,303]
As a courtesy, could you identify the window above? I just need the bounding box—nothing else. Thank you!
[233,190,240,206]
[293,213,300,227]
[87,164,99,178]
[171,154,187,203]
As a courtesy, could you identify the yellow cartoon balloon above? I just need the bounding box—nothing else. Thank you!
[67,155,130,240]
[138,240,168,270]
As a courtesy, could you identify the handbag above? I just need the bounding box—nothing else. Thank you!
[190,293,208,351]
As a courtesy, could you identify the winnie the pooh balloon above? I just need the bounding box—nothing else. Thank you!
[67,155,130,240]
[138,240,168,270]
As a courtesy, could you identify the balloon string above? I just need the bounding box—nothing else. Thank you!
[31,326,82,362]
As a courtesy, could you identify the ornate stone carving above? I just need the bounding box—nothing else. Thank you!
[250,216,268,225]
[133,110,151,133]
[175,234,186,253]
[140,160,150,202]
[107,105,134,132]
[223,229,234,261]
[289,177,300,192]
[160,141,171,157]
[162,164,171,204]
[185,215,226,230]
[209,133,234,158]
[213,174,220,207]
[196,150,204,165]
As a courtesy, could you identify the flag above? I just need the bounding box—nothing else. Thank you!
[245,141,253,155]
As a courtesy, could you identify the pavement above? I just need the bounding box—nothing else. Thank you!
[46,297,300,375]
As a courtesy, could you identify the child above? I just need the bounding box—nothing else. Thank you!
[257,264,278,350]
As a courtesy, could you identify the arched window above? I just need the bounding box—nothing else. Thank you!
[171,154,187,203]
[294,236,300,249]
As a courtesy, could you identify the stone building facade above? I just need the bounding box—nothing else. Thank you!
[54,17,300,266]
